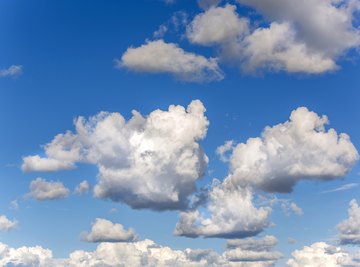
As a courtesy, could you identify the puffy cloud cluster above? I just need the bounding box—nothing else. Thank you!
[120,0,360,81]
[286,242,358,267]
[338,199,360,245]
[22,100,209,210]
[226,107,358,193]
[0,243,54,267]
[82,218,137,243]
[28,178,69,201]
[119,40,223,82]
[0,65,23,78]
[174,180,271,238]
[224,235,282,266]
[0,215,17,232]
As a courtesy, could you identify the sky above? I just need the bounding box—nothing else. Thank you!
[1,0,360,266]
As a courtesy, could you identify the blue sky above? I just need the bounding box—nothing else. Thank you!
[1,0,360,266]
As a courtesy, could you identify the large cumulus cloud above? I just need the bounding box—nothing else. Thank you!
[22,100,209,210]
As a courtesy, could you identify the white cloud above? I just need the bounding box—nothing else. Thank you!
[22,155,75,172]
[0,65,23,78]
[224,236,282,266]
[75,180,90,195]
[174,180,271,238]
[241,22,337,74]
[119,40,223,82]
[197,0,221,10]
[0,215,17,232]
[281,202,303,216]
[322,183,359,194]
[9,200,19,210]
[227,107,358,193]
[0,243,54,267]
[22,100,209,211]
[187,5,249,46]
[216,140,234,162]
[338,199,360,245]
[286,242,357,267]
[82,218,137,243]
[28,177,70,201]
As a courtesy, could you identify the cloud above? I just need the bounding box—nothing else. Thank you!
[82,218,137,243]
[226,107,358,193]
[28,177,70,201]
[0,243,54,267]
[286,242,358,267]
[322,183,359,194]
[174,180,271,238]
[241,22,337,74]
[22,100,209,211]
[0,215,17,232]
[338,199,360,245]
[119,40,223,82]
[75,180,90,195]
[186,5,249,46]
[197,0,221,10]
[281,202,303,216]
[0,65,23,78]
[216,140,234,162]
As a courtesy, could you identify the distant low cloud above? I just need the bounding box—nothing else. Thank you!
[286,242,358,267]
[119,40,223,82]
[281,202,303,216]
[0,215,17,232]
[338,199,360,245]
[0,65,23,78]
[82,218,137,243]
[75,180,90,195]
[22,100,209,211]
[28,177,69,201]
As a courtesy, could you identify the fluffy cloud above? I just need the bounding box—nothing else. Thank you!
[224,236,282,266]
[0,65,23,78]
[338,199,360,245]
[0,215,17,232]
[0,243,54,267]
[174,180,271,238]
[75,180,90,195]
[22,100,209,210]
[241,22,337,74]
[119,40,223,82]
[286,242,357,267]
[226,107,358,193]
[28,177,70,201]
[82,218,137,243]
[281,202,303,216]
[187,5,249,46]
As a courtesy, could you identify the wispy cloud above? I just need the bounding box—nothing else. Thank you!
[321,183,359,194]
[0,65,23,78]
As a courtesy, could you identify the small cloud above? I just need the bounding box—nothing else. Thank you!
[0,65,23,78]
[109,208,118,214]
[0,215,18,232]
[82,218,138,243]
[321,183,359,194]
[75,180,90,195]
[9,200,19,210]
[281,202,303,216]
[27,177,70,201]
[288,237,297,244]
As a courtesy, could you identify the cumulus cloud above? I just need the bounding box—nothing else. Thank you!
[0,215,17,232]
[338,199,360,245]
[22,100,209,211]
[0,243,54,267]
[286,242,357,267]
[28,177,70,201]
[119,40,223,82]
[75,180,90,195]
[226,107,358,193]
[187,5,249,46]
[174,180,271,238]
[281,202,303,216]
[82,218,137,243]
[0,65,23,78]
